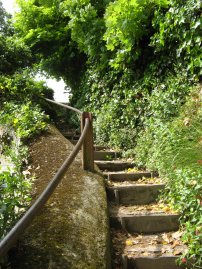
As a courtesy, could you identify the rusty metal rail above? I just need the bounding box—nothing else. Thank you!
[0,99,94,257]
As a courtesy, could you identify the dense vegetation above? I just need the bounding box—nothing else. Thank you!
[0,0,201,267]
[0,1,50,251]
[14,0,201,146]
[136,86,202,267]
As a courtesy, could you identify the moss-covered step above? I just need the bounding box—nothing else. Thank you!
[94,151,121,161]
[109,204,179,234]
[112,231,188,269]
[95,160,135,171]
[107,184,165,205]
[104,171,155,181]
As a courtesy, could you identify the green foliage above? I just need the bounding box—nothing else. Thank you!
[0,101,49,139]
[61,0,106,57]
[0,36,32,75]
[0,146,32,239]
[15,0,201,110]
[182,220,202,267]
[0,0,51,250]
[94,101,137,149]
[145,72,193,120]
[0,0,13,36]
[0,100,49,242]
[0,2,33,75]
[104,0,168,69]
[11,0,202,265]
[135,87,202,266]
[15,0,87,90]
[84,65,194,149]
[135,84,202,168]
[0,71,52,104]
[151,0,202,76]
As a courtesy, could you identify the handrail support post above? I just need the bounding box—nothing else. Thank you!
[81,112,94,171]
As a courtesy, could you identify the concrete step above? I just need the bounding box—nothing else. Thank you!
[104,171,156,181]
[94,151,121,160]
[95,160,135,171]
[112,231,188,269]
[107,184,165,205]
[109,205,179,234]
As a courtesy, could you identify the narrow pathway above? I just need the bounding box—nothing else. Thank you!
[94,146,188,269]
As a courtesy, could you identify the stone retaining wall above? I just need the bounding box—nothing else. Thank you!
[9,125,111,269]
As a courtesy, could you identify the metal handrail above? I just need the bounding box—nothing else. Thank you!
[0,99,93,257]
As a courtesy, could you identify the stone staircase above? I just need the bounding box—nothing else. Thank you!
[62,130,188,269]
[95,146,188,269]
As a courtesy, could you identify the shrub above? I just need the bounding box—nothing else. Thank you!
[0,158,32,239]
[0,101,49,140]
[135,85,202,266]
[0,100,49,240]
[0,72,52,104]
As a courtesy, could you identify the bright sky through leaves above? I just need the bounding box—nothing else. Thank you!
[1,0,69,102]
[1,0,15,14]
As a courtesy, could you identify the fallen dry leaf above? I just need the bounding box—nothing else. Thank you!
[142,252,149,256]
[162,233,172,244]
[172,231,183,240]
[173,249,183,256]
[172,240,180,248]
[125,239,133,246]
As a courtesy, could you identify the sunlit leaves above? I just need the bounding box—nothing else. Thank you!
[0,170,32,239]
[0,71,50,103]
[151,0,202,76]
[0,102,47,240]
[0,1,13,35]
[0,2,31,75]
[135,86,202,266]
[61,0,104,56]
[103,0,168,69]
[0,101,48,139]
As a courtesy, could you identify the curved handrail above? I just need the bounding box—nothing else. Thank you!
[45,98,82,115]
[0,99,94,257]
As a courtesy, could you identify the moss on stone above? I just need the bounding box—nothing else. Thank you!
[9,125,111,269]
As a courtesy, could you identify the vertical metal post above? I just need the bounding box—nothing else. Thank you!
[81,112,94,171]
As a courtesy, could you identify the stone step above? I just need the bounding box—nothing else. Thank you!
[94,151,121,160]
[104,171,156,181]
[68,141,110,149]
[69,139,78,145]
[112,231,188,269]
[109,205,179,234]
[123,256,186,269]
[95,160,135,171]
[107,184,165,205]
[94,145,109,151]
[63,134,80,140]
